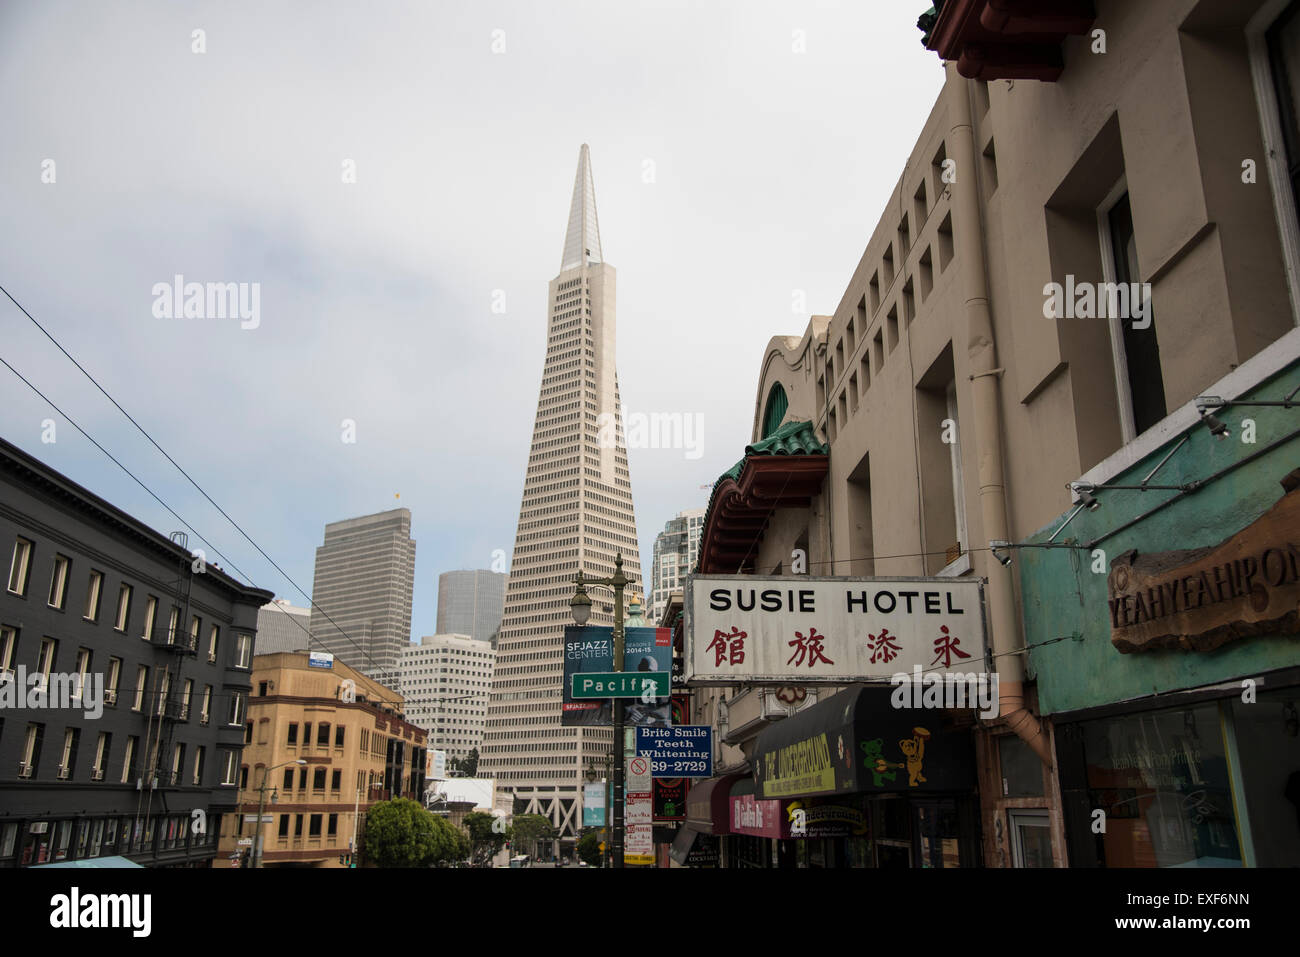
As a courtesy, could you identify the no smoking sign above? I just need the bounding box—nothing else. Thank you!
[627,756,651,791]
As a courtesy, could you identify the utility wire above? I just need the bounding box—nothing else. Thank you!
[0,283,396,688]
[0,347,408,711]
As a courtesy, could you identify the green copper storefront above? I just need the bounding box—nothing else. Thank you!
[1019,352,1300,867]
[749,685,981,868]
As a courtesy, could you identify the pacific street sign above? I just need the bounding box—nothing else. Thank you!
[571,672,669,699]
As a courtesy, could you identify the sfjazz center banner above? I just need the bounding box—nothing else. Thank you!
[562,625,672,726]
[685,575,988,684]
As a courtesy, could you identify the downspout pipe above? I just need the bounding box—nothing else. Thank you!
[945,63,1051,767]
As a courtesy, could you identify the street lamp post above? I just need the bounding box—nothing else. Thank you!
[569,553,628,869]
[254,758,306,868]
[584,752,613,869]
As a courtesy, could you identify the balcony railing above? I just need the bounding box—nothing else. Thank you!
[152,631,197,655]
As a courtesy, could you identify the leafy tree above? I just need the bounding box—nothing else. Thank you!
[510,813,555,859]
[447,748,480,778]
[364,797,464,868]
[577,830,601,867]
[463,811,509,865]
[446,822,470,864]
[459,748,479,777]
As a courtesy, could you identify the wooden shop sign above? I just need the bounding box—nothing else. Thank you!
[1108,474,1300,653]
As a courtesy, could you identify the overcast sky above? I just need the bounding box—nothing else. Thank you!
[0,0,945,644]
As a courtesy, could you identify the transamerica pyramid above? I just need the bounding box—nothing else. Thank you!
[479,145,643,841]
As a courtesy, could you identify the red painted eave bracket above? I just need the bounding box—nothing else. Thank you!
[925,0,1094,82]
[698,455,828,574]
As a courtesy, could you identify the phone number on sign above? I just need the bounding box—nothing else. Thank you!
[651,760,708,773]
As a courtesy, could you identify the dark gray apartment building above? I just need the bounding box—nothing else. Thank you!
[0,437,273,867]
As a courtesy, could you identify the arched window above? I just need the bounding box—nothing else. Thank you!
[761,383,789,438]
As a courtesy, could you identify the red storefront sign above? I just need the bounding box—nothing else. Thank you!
[730,792,791,839]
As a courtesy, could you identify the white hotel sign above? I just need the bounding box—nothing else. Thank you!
[685,575,988,685]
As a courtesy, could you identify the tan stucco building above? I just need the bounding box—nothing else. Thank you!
[214,652,426,868]
[686,0,1300,868]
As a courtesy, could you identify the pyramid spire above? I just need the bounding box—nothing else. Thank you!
[561,143,603,271]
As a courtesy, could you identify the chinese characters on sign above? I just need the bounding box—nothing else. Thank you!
[867,628,900,664]
[931,625,971,668]
[787,627,834,668]
[687,577,987,683]
[706,627,746,667]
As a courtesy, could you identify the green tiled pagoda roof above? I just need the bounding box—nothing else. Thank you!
[918,1,945,48]
[697,419,828,570]
[744,418,828,458]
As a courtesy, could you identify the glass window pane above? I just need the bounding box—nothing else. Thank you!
[1082,703,1241,867]
[999,734,1044,797]
[1228,688,1300,867]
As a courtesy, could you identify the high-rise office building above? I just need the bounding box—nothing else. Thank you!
[255,599,312,655]
[647,507,706,622]
[435,570,506,646]
[399,635,495,764]
[479,145,643,841]
[307,509,415,687]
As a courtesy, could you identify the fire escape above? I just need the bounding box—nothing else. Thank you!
[134,532,199,851]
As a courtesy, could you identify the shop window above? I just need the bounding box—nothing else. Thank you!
[916,801,963,867]
[1229,688,1300,867]
[870,797,913,867]
[0,822,17,861]
[1080,703,1241,868]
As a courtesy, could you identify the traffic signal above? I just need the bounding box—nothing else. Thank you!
[338,853,352,867]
